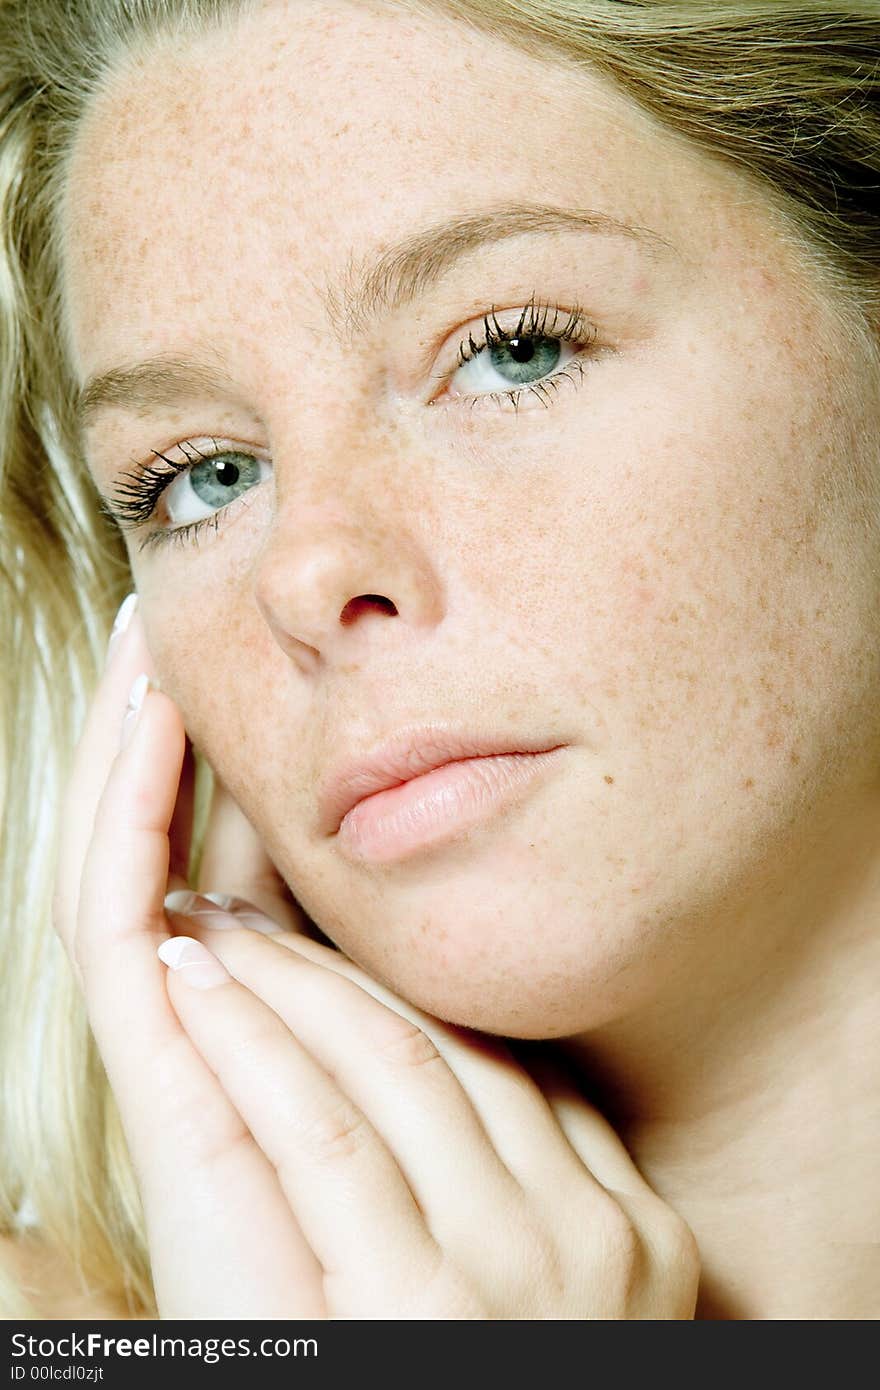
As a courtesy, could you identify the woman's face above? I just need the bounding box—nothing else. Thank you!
[61,0,880,1036]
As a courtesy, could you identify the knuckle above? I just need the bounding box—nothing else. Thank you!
[594,1193,701,1312]
[371,1014,443,1071]
[162,1079,253,1173]
[408,1261,489,1320]
[194,1121,256,1179]
[300,1097,373,1164]
[620,1192,700,1269]
[523,1222,567,1305]
[596,1196,641,1269]
[659,1209,702,1277]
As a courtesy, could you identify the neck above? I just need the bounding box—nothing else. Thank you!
[559,778,880,1319]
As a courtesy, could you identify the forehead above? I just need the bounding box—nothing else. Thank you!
[59,0,721,384]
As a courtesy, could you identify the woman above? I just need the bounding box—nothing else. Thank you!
[1,0,878,1319]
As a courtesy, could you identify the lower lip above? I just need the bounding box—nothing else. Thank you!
[335,748,566,864]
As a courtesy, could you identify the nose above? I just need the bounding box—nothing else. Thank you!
[254,484,444,672]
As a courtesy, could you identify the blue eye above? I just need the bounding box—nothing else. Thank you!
[102,297,600,553]
[161,447,266,531]
[439,297,598,413]
[103,440,269,554]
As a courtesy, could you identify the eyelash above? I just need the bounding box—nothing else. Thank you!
[445,295,596,412]
[104,296,599,554]
[103,438,244,554]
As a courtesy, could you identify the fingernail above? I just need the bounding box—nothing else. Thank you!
[119,671,160,751]
[157,936,230,990]
[163,889,283,935]
[106,592,138,666]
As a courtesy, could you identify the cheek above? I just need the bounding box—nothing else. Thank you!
[464,338,875,866]
[530,326,850,729]
[139,601,279,782]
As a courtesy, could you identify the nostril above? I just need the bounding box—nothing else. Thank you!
[340,594,398,624]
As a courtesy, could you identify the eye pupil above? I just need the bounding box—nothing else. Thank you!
[486,333,560,384]
[506,336,535,364]
[214,458,240,485]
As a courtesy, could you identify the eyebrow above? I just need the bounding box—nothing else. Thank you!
[75,199,673,430]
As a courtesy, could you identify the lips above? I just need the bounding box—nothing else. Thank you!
[317,723,567,835]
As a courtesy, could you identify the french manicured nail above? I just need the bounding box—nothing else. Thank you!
[157,936,230,989]
[106,592,138,666]
[163,889,283,935]
[119,671,159,751]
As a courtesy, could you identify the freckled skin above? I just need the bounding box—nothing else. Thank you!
[60,0,880,1063]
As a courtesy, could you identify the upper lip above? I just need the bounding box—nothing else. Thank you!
[318,723,567,835]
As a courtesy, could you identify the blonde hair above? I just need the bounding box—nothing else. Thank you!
[1,0,878,1319]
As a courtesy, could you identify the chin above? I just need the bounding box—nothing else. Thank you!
[324,906,660,1041]
[377,968,629,1039]
[285,808,677,1038]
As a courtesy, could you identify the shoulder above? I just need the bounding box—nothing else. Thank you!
[0,1231,151,1320]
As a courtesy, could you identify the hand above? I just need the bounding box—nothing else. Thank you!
[53,605,327,1317]
[53,604,700,1319]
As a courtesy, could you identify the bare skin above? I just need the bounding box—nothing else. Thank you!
[45,609,699,1318]
[45,0,880,1317]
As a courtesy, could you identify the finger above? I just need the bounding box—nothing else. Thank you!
[179,903,664,1310]
[160,935,442,1312]
[162,917,521,1246]
[510,1040,660,1199]
[194,771,317,935]
[53,600,160,964]
[172,919,651,1310]
[193,915,626,1201]
[75,681,323,1317]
